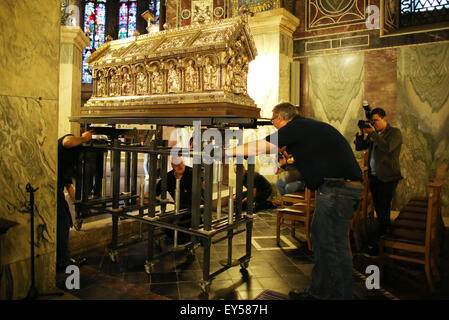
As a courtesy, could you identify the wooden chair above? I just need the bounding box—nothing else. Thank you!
[350,163,375,252]
[351,152,376,251]
[392,163,447,250]
[277,188,315,251]
[379,179,444,293]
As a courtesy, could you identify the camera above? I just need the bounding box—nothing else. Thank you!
[357,101,374,130]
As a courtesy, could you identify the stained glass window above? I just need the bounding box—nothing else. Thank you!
[82,0,107,84]
[149,0,160,24]
[118,0,138,39]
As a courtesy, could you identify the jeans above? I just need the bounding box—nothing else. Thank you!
[308,180,363,300]
[276,178,305,195]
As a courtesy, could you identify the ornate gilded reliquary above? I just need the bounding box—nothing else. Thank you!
[84,14,260,119]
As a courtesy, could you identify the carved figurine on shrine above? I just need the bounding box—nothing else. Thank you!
[84,14,259,118]
[109,71,120,96]
[184,59,198,92]
[203,56,218,90]
[136,65,148,95]
[150,63,164,94]
[167,60,180,93]
[121,67,132,95]
[96,70,106,97]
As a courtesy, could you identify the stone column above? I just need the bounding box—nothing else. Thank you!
[248,8,300,118]
[228,9,300,193]
[59,26,90,136]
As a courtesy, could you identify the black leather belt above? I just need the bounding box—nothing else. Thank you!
[324,178,362,186]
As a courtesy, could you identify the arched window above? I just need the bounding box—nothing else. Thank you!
[82,0,107,83]
[119,0,138,39]
[81,0,161,84]
[148,0,160,24]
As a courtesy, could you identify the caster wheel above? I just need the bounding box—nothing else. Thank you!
[109,250,118,263]
[199,280,211,294]
[187,248,195,259]
[144,260,155,275]
[74,219,83,231]
[240,261,249,270]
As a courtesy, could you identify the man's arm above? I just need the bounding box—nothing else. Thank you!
[225,139,278,157]
[66,184,76,201]
[368,128,402,153]
[354,130,369,151]
[62,130,94,149]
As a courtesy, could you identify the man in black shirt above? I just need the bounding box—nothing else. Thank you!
[156,157,194,209]
[226,103,363,300]
[234,166,273,213]
[156,157,196,243]
[57,130,93,270]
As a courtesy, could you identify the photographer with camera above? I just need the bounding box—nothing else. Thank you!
[355,103,403,256]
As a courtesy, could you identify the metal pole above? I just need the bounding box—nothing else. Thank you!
[174,178,180,248]
[101,151,107,197]
[228,186,233,224]
[140,176,145,207]
[131,151,138,205]
[216,163,222,219]
[204,162,213,232]
[109,150,114,197]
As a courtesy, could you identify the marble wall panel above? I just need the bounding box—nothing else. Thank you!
[0,0,59,299]
[0,1,60,100]
[364,49,398,123]
[304,44,449,215]
[0,96,58,265]
[307,52,365,143]
[166,0,179,28]
[397,42,449,214]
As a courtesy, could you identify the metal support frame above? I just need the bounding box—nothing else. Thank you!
[71,116,261,294]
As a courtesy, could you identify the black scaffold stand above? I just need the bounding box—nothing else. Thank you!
[70,115,261,294]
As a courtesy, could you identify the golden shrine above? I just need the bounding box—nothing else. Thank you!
[83,14,260,119]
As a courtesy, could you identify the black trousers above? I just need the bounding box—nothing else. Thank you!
[369,175,398,240]
[241,189,272,211]
[57,193,72,268]
[85,149,105,196]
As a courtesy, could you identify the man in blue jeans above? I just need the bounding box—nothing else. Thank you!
[226,103,363,299]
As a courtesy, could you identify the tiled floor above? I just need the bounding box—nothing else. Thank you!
[52,209,448,300]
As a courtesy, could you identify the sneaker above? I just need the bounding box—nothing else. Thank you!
[69,257,87,267]
[364,245,379,257]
